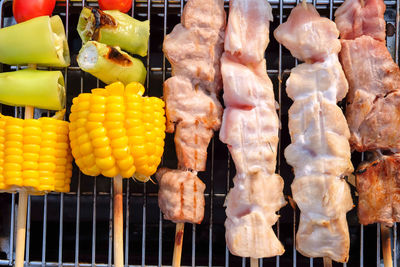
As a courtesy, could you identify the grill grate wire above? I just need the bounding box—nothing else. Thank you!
[0,0,399,266]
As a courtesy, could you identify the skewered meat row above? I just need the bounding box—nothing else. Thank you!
[274,3,353,262]
[335,0,400,226]
[221,0,286,258]
[157,0,226,224]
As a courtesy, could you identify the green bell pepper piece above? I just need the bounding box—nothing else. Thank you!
[0,16,70,67]
[77,41,146,85]
[0,69,65,110]
[77,7,149,57]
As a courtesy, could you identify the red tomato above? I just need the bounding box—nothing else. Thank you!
[98,0,132,13]
[13,0,56,23]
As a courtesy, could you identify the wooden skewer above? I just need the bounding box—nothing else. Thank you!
[381,224,393,267]
[360,0,365,7]
[250,258,259,267]
[15,190,28,267]
[15,105,34,267]
[113,174,124,267]
[323,257,332,267]
[172,222,185,267]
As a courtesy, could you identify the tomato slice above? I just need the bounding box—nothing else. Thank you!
[13,0,56,23]
[98,0,133,13]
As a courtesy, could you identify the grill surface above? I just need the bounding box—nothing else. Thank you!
[0,0,399,266]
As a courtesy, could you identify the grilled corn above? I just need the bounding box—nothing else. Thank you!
[69,82,166,182]
[0,115,72,193]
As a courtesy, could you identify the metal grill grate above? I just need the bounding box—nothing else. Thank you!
[0,0,399,266]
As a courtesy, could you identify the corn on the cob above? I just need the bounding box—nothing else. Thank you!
[0,115,72,193]
[69,82,166,182]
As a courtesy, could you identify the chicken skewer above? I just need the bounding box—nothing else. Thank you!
[335,0,398,265]
[160,0,225,265]
[220,0,286,261]
[274,3,354,263]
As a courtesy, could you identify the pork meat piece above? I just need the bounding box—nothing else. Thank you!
[163,0,225,94]
[164,76,223,171]
[356,153,400,226]
[156,168,206,224]
[181,0,226,31]
[340,36,400,151]
[224,0,273,64]
[335,0,386,41]
[163,24,224,94]
[274,3,341,63]
[292,175,353,262]
[225,172,286,258]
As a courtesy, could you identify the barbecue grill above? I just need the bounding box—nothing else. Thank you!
[0,0,398,266]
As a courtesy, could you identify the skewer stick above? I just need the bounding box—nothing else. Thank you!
[381,224,393,267]
[113,174,124,267]
[15,105,34,267]
[360,0,365,7]
[250,258,259,267]
[172,222,185,267]
[323,257,332,267]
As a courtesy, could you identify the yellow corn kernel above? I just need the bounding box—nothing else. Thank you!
[102,166,119,177]
[96,156,115,170]
[93,146,112,158]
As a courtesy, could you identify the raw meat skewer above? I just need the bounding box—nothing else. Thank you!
[221,0,286,260]
[274,2,354,263]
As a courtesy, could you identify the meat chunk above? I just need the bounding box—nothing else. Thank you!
[182,0,226,31]
[224,0,273,64]
[335,0,386,41]
[340,36,400,151]
[356,153,400,226]
[273,3,341,63]
[163,0,225,94]
[225,173,286,258]
[156,168,206,224]
[164,76,222,171]
[163,24,224,94]
[292,175,353,263]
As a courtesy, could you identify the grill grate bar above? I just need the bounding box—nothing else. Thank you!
[26,195,31,265]
[92,177,97,265]
[42,194,48,265]
[209,139,215,267]
[75,173,81,266]
[108,180,113,266]
[58,193,64,267]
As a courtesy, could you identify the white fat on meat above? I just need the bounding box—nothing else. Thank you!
[221,0,286,259]
[274,3,353,263]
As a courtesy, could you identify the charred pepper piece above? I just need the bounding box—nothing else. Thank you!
[77,7,149,57]
[77,41,146,85]
[0,16,70,67]
[0,69,65,111]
